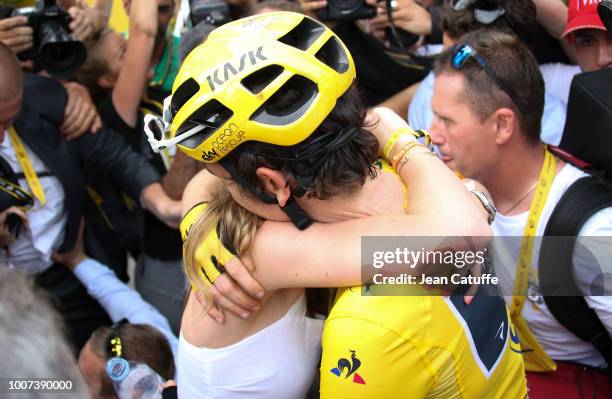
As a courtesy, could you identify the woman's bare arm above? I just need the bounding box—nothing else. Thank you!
[111,0,157,127]
[248,109,490,290]
[184,108,491,301]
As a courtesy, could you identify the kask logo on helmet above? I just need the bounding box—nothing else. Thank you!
[201,123,246,161]
[206,47,268,91]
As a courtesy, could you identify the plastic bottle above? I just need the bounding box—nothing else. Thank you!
[105,357,165,399]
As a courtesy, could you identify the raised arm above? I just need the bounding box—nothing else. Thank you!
[111,0,157,127]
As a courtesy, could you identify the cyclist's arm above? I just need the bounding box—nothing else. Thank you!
[245,110,491,289]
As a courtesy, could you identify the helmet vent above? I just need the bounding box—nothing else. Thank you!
[315,37,349,73]
[170,78,200,117]
[278,17,325,51]
[176,99,233,149]
[250,74,318,126]
[241,64,284,94]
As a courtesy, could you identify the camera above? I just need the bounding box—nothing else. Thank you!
[189,0,231,27]
[11,0,86,79]
[316,0,377,21]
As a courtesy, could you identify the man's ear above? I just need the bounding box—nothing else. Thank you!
[98,74,116,90]
[493,108,516,145]
[255,167,291,207]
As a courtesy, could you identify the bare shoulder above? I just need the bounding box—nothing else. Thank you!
[182,169,222,217]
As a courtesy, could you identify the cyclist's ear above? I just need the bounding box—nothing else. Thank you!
[255,167,291,207]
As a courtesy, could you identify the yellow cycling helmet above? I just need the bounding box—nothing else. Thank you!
[149,11,355,163]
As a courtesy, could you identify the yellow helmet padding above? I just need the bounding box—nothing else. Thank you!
[170,11,356,162]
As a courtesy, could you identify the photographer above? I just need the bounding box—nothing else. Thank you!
[0,43,181,350]
[299,0,432,107]
[1,0,105,140]
[0,0,104,54]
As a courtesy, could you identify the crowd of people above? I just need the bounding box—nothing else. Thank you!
[0,0,610,398]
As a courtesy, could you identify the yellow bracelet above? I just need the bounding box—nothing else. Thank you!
[383,127,422,161]
[391,141,422,170]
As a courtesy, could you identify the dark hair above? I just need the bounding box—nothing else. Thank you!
[90,323,175,397]
[434,29,544,143]
[440,0,537,46]
[226,84,379,200]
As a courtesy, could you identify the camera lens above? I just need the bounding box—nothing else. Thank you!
[37,19,86,79]
[41,42,78,69]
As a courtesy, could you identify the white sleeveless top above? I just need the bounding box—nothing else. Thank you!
[177,294,324,398]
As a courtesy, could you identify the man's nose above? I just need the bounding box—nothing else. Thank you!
[429,118,445,145]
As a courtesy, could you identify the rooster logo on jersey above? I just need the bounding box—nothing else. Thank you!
[330,350,366,385]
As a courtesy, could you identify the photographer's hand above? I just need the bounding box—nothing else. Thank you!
[68,0,96,42]
[299,0,328,17]
[368,0,431,37]
[0,16,33,54]
[61,82,102,140]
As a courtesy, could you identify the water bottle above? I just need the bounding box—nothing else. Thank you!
[105,357,165,399]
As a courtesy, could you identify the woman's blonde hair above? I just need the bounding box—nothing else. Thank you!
[183,185,263,306]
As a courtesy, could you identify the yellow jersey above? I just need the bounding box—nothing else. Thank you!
[320,284,527,398]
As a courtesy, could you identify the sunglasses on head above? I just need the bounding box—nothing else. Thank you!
[104,319,128,359]
[450,43,527,116]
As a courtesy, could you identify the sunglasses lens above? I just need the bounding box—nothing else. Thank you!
[452,45,471,69]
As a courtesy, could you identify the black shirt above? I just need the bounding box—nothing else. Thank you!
[99,95,182,261]
[334,22,430,107]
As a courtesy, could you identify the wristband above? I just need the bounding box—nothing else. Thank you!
[383,127,423,161]
[391,141,422,170]
[396,148,437,175]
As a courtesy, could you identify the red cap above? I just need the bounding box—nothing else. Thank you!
[563,0,606,37]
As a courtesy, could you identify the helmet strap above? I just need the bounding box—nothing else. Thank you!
[215,126,359,231]
[219,158,314,230]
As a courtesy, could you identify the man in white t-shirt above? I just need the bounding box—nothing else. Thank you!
[429,30,611,398]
